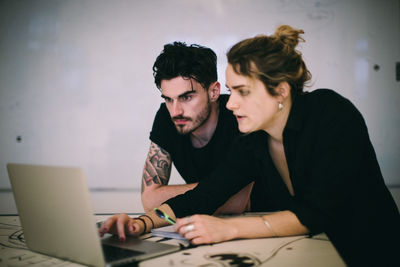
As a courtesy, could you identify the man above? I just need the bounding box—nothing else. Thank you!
[141,42,253,214]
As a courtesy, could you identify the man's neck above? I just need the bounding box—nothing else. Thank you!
[190,101,220,148]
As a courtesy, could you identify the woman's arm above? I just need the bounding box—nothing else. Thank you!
[174,210,309,245]
[99,204,175,241]
[99,202,309,246]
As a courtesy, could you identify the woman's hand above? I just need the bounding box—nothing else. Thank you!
[174,214,237,245]
[99,213,144,242]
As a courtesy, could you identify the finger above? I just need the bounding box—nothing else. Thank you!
[185,224,195,232]
[128,219,143,236]
[177,225,186,236]
[116,215,128,241]
[99,216,116,235]
[127,219,134,234]
[178,223,195,236]
[191,236,207,245]
[173,218,188,232]
[182,229,199,241]
[131,222,142,236]
[98,221,107,236]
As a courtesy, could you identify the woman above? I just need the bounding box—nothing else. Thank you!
[100,25,400,266]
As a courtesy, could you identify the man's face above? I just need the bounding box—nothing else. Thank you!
[161,76,211,135]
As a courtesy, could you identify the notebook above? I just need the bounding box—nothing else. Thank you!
[151,225,187,240]
[7,163,179,267]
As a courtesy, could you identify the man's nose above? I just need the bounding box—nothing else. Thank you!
[171,101,184,117]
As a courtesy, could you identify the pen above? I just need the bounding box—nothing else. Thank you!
[154,208,176,225]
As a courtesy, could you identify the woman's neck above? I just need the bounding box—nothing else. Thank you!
[264,101,292,143]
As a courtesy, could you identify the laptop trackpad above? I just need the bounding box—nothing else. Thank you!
[102,244,144,262]
[101,234,179,263]
[102,235,171,253]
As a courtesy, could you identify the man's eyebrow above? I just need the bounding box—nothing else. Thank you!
[160,94,170,99]
[178,90,196,98]
[161,90,196,99]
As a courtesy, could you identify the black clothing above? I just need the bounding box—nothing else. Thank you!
[150,94,239,183]
[166,89,400,266]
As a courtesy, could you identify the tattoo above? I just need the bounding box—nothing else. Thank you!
[141,143,172,192]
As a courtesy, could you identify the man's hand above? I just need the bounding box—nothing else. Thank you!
[99,213,144,242]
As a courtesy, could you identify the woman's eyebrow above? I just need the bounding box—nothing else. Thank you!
[225,84,246,90]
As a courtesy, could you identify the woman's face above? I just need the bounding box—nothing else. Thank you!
[225,64,282,134]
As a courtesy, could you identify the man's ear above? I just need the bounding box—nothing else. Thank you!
[208,81,221,102]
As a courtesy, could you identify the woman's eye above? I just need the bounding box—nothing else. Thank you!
[239,90,249,96]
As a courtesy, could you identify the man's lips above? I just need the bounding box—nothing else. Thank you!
[174,119,188,124]
[173,117,191,125]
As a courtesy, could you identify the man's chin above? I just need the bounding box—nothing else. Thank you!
[175,126,192,135]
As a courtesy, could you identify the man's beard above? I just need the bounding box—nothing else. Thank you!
[173,101,212,135]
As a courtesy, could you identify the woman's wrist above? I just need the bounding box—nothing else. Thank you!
[227,218,241,240]
[133,218,147,234]
[134,204,176,234]
[137,215,154,233]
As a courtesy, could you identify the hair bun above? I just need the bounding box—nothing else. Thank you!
[273,25,305,50]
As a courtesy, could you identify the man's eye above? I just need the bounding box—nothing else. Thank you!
[180,95,192,101]
[165,98,173,103]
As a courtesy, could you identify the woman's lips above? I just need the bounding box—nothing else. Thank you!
[235,115,245,121]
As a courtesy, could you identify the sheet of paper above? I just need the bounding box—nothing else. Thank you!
[151,225,188,240]
[140,236,307,267]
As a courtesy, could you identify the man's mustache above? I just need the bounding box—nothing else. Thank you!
[172,116,192,121]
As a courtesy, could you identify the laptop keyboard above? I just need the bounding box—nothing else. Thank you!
[102,244,144,262]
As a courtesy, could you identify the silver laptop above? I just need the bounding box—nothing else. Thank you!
[7,163,179,267]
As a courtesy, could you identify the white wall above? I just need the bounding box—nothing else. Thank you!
[0,0,399,213]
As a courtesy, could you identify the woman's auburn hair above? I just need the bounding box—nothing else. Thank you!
[227,25,312,100]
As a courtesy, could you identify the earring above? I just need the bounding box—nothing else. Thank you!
[278,102,284,110]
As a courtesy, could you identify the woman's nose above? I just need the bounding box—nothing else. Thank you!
[226,94,238,111]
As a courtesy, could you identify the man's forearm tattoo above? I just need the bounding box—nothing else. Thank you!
[142,143,171,191]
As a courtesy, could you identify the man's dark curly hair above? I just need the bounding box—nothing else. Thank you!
[153,42,217,91]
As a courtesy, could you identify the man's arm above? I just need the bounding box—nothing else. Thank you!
[141,142,198,212]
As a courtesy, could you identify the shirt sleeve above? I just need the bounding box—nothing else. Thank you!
[165,135,256,217]
[149,103,175,153]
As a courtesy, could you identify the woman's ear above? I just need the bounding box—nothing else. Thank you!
[208,81,221,102]
[276,82,290,99]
